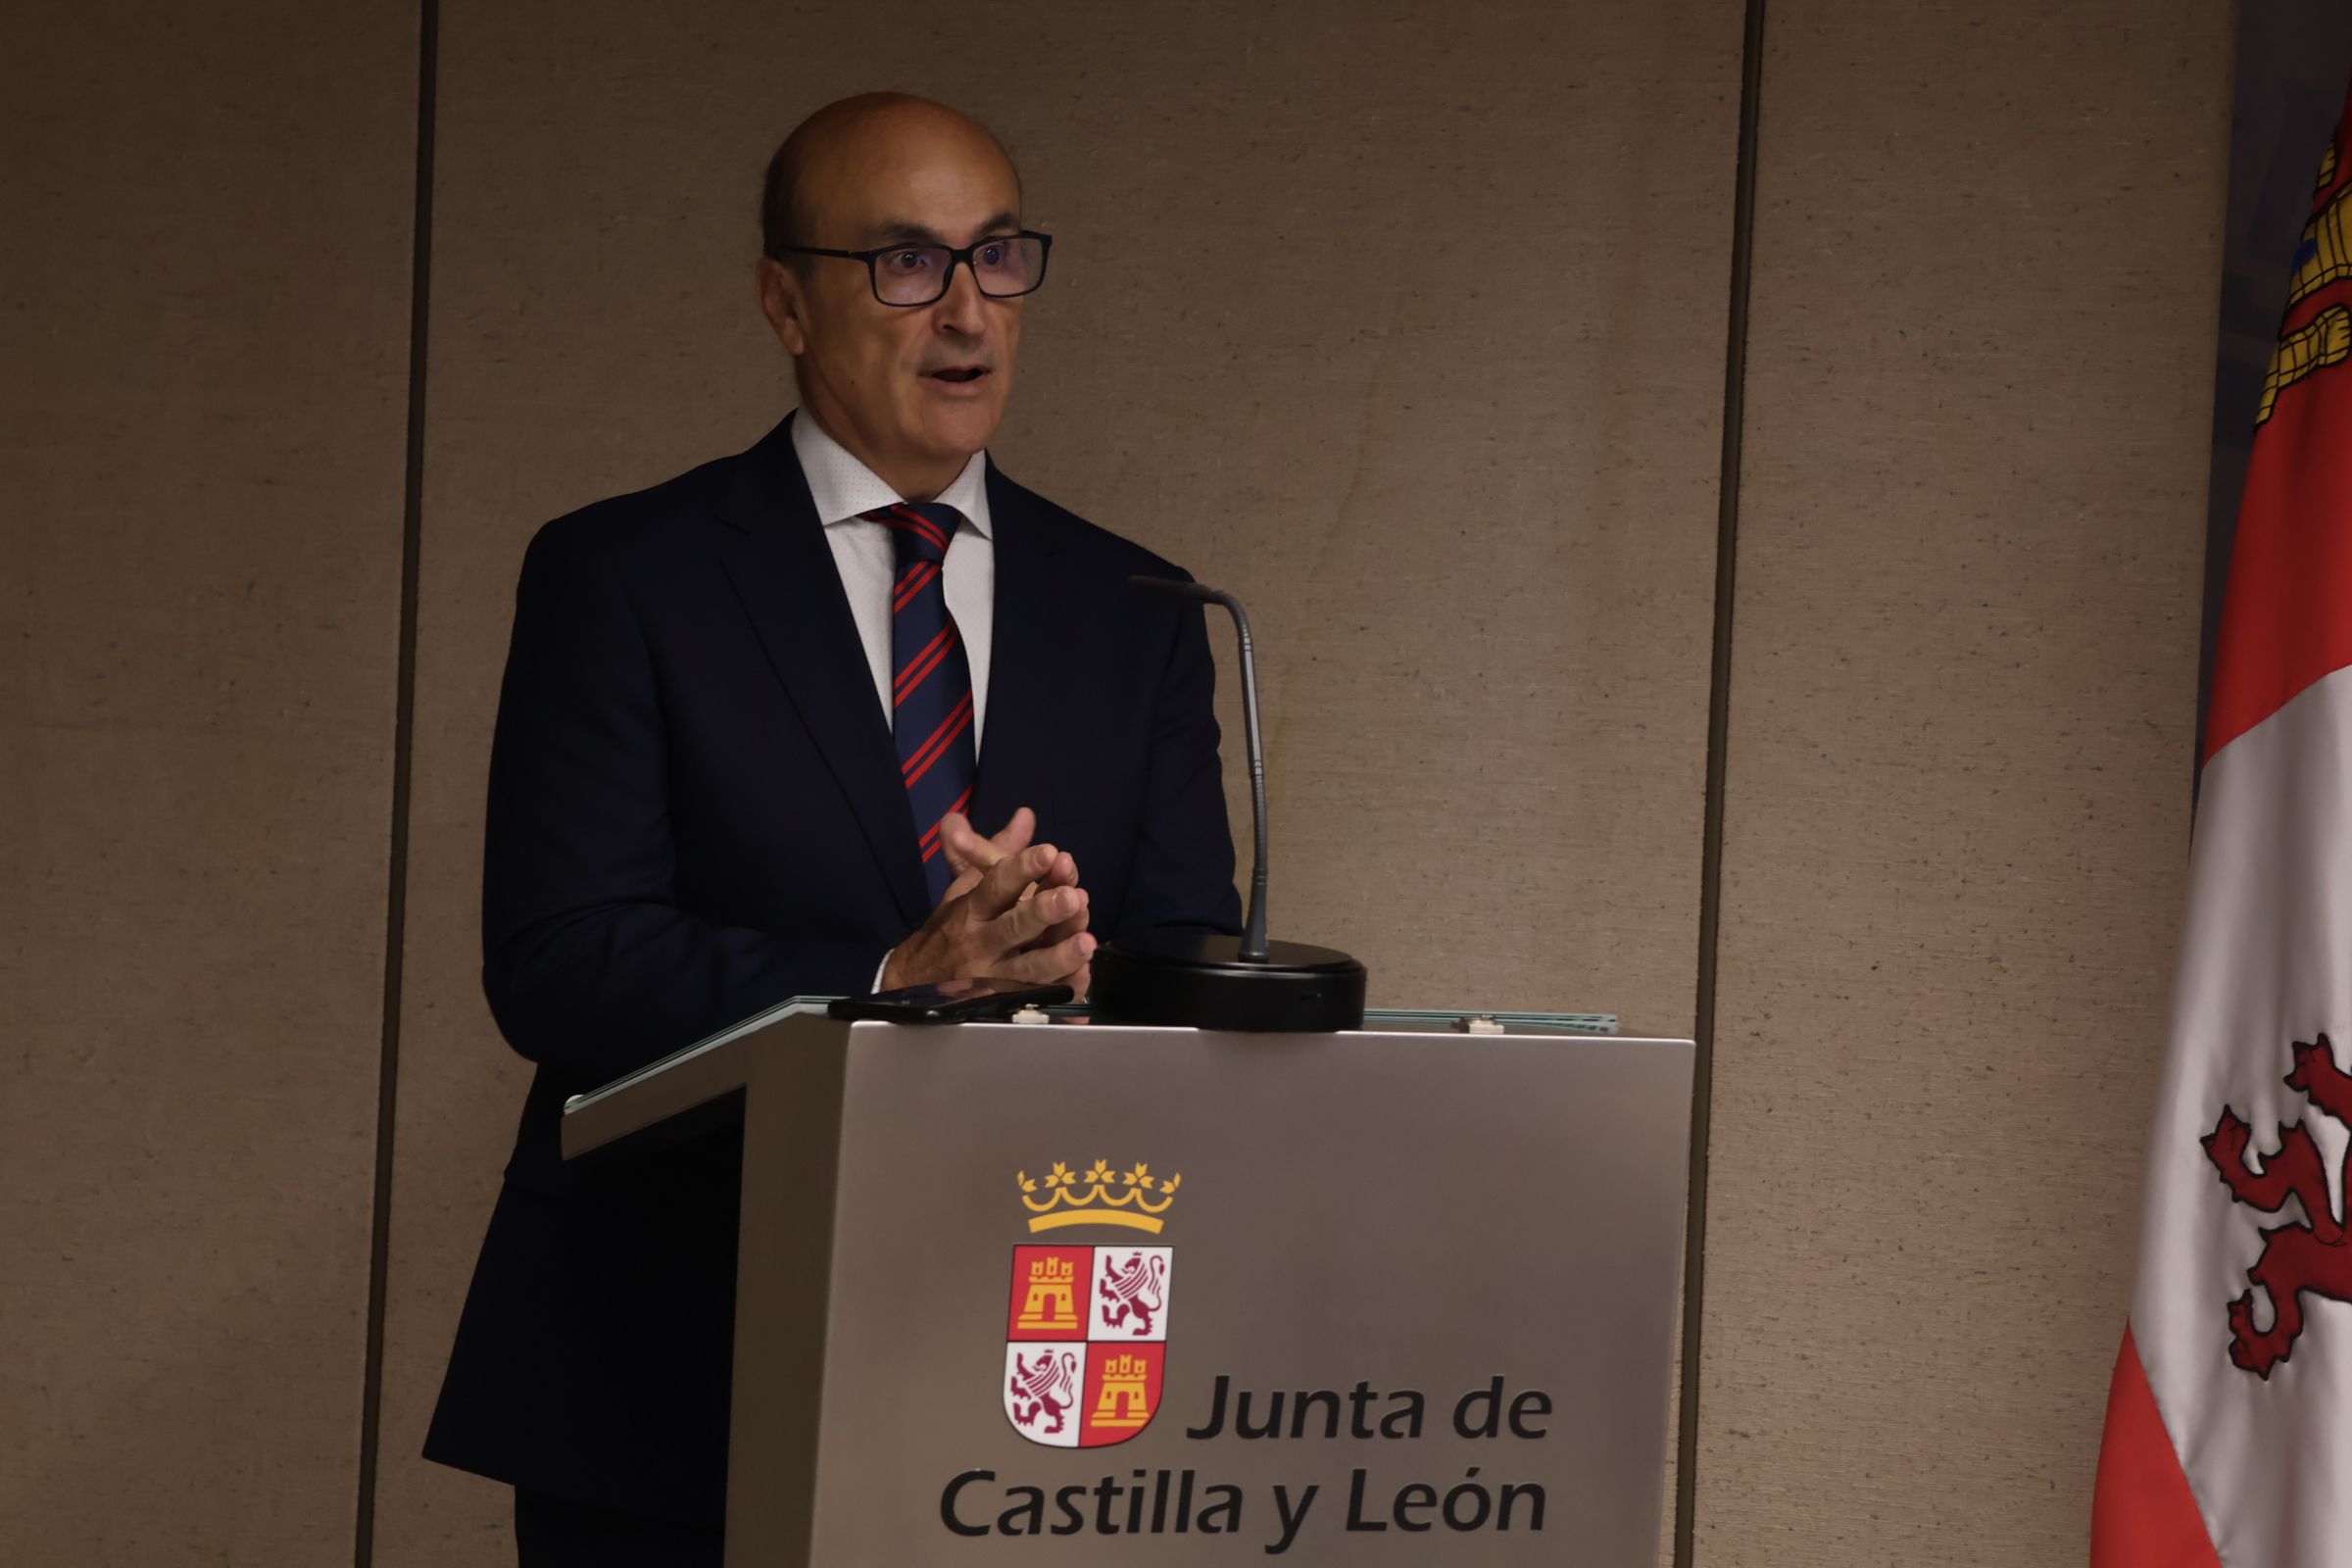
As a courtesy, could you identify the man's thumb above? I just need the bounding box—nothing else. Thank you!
[939,811,992,874]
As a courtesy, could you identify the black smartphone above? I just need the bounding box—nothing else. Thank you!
[827,979,1074,1023]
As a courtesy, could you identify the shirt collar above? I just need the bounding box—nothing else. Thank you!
[791,410,993,539]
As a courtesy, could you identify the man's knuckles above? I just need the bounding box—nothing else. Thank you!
[984,844,1056,902]
[1028,885,1086,932]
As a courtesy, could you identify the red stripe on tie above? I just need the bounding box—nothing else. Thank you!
[903,695,975,785]
[884,505,951,553]
[874,514,950,555]
[881,514,948,554]
[894,624,953,690]
[919,786,974,849]
[894,561,939,612]
[919,786,975,859]
[894,624,959,706]
[894,505,952,551]
[902,691,974,778]
[891,505,951,551]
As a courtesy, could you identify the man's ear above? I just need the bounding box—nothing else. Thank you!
[755,257,809,356]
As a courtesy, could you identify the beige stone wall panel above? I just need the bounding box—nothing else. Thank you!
[0,2,418,1560]
[1694,4,2230,1564]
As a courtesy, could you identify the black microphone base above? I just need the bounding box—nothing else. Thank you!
[1088,931,1367,1033]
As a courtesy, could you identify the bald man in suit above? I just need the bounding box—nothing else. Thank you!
[424,94,1241,1563]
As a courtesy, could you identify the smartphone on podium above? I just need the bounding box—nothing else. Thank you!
[826,978,1073,1024]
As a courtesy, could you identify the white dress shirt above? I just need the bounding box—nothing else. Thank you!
[791,412,995,754]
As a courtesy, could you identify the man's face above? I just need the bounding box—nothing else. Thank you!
[762,112,1026,486]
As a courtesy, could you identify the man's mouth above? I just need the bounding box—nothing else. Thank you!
[925,365,989,385]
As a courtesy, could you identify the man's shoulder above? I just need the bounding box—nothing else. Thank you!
[989,466,1192,585]
[523,449,746,574]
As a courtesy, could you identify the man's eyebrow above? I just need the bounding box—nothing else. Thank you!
[866,213,1024,246]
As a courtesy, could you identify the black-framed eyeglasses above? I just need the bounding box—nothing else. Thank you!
[769,230,1053,307]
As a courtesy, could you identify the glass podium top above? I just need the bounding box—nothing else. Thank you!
[564,998,1623,1113]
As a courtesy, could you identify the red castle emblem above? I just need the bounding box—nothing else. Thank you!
[1003,1159,1177,1447]
[2203,1032,2352,1377]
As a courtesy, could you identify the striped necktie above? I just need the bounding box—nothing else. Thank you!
[869,501,977,903]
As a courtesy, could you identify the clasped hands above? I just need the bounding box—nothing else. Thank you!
[878,807,1096,996]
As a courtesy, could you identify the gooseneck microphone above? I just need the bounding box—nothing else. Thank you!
[1128,577,1270,959]
[1085,577,1367,1032]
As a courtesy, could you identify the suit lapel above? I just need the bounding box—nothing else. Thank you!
[970,462,1071,843]
[716,416,929,930]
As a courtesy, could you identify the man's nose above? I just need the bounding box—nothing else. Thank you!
[931,262,989,335]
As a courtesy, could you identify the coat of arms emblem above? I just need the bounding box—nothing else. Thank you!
[1004,1158,1178,1447]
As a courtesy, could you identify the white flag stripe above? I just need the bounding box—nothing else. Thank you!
[2135,663,2352,1565]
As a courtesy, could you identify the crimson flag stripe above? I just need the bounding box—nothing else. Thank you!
[2089,1329,2221,1568]
[2206,140,2352,762]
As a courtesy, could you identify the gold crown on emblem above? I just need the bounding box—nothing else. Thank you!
[1016,1159,1181,1234]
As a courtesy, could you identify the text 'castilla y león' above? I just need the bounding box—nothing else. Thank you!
[942,1375,1554,1553]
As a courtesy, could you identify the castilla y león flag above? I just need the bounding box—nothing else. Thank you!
[2091,82,2352,1568]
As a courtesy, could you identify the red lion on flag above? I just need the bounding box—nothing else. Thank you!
[2202,1033,2352,1377]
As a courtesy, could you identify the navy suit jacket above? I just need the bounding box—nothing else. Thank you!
[424,415,1241,1524]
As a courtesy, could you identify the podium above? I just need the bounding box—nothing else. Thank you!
[562,1002,1693,1564]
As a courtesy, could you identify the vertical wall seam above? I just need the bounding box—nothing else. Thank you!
[355,0,437,1561]
[1674,0,1767,1563]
